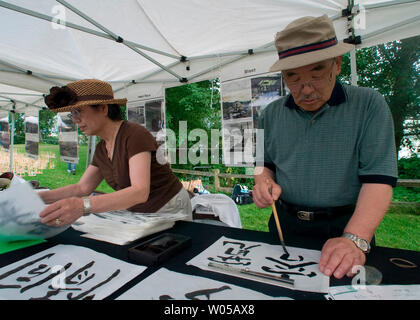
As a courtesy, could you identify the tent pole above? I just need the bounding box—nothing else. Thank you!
[188,47,275,61]
[9,103,15,172]
[350,49,358,86]
[85,135,96,169]
[0,58,64,86]
[188,41,275,82]
[362,14,420,42]
[0,68,78,82]
[364,0,419,10]
[0,0,179,60]
[56,0,184,82]
[0,94,44,109]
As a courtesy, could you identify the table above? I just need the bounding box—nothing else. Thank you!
[0,220,419,301]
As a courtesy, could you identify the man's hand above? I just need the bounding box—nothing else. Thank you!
[253,178,282,208]
[319,237,366,279]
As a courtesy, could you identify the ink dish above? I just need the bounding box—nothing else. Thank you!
[128,233,192,266]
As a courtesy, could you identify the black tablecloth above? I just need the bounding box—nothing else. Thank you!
[1,221,419,300]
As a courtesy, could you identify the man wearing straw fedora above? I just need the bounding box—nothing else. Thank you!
[253,15,397,279]
[38,79,192,226]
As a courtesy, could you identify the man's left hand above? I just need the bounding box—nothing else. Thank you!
[319,237,366,279]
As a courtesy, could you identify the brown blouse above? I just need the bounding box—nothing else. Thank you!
[91,121,182,212]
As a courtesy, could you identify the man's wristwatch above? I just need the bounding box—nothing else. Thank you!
[341,232,371,254]
[82,196,92,216]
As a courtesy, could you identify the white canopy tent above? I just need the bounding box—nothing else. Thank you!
[0,0,419,111]
[0,0,419,168]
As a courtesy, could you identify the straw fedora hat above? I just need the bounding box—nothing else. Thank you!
[270,15,354,72]
[44,79,127,113]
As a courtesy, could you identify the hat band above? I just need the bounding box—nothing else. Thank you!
[76,94,114,102]
[278,37,338,60]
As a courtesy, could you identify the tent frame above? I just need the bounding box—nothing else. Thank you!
[0,0,419,170]
[1,0,419,96]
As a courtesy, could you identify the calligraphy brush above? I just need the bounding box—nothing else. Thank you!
[266,179,289,256]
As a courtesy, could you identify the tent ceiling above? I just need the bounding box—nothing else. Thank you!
[0,0,419,116]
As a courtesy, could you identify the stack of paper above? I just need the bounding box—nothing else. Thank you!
[72,210,188,245]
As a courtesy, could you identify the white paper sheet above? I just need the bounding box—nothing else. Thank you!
[0,179,68,241]
[187,236,330,293]
[72,211,188,245]
[0,244,146,300]
[327,284,420,300]
[117,267,293,300]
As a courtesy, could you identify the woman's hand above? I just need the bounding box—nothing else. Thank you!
[39,197,84,227]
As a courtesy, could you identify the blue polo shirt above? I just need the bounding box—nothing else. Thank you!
[257,81,398,207]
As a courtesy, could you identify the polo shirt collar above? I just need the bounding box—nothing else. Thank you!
[285,80,346,110]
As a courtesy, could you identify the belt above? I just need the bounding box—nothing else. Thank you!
[279,200,355,222]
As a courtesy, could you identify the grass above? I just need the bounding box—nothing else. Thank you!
[237,202,420,252]
[4,143,420,252]
[10,144,113,193]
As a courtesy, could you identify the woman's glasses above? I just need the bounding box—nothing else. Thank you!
[67,109,82,121]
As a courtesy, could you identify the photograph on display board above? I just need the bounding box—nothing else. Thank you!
[24,140,38,158]
[127,105,145,126]
[0,119,9,150]
[251,75,283,107]
[250,74,283,128]
[250,74,284,160]
[145,99,164,134]
[221,79,252,121]
[58,113,78,163]
[223,121,253,153]
[59,141,78,158]
[59,113,77,133]
[24,117,39,159]
[25,120,39,135]
[221,74,284,167]
[222,121,254,167]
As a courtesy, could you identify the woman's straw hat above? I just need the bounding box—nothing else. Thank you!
[44,79,127,112]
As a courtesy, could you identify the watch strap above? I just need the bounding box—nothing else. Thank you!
[342,232,370,254]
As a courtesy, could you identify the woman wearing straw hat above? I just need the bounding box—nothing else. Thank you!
[39,79,192,227]
[253,15,397,279]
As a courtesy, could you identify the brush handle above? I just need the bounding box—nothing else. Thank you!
[271,202,288,255]
[266,179,288,254]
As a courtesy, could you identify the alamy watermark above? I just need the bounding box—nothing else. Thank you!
[51,5,66,30]
[154,121,265,168]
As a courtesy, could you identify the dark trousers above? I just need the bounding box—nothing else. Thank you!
[268,201,375,251]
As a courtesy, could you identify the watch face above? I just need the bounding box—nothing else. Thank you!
[357,239,368,252]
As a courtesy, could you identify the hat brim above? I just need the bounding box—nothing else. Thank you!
[269,42,354,72]
[50,98,128,113]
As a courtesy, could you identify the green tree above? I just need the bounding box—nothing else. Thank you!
[39,109,57,142]
[12,112,25,144]
[339,35,420,155]
[165,79,221,168]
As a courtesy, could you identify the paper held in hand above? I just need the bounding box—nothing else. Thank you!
[0,177,68,241]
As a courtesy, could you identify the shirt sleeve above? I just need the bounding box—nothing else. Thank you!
[126,124,158,160]
[357,91,398,187]
[90,140,104,167]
